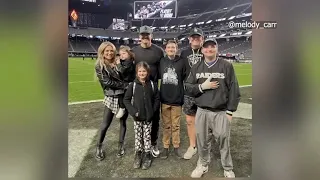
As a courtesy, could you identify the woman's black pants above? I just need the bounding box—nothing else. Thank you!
[97,106,128,147]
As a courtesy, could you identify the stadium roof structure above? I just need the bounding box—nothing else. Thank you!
[69,0,251,28]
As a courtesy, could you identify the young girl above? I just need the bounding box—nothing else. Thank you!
[115,45,136,119]
[123,61,160,170]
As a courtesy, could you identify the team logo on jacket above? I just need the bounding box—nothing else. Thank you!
[163,67,178,85]
[187,54,203,67]
[196,72,225,79]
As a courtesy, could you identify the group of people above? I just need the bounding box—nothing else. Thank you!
[94,25,241,178]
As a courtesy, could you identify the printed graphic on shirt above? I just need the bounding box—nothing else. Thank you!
[196,72,225,79]
[162,67,178,85]
[187,54,203,67]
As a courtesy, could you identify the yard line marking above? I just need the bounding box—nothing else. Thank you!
[233,102,252,119]
[69,81,95,84]
[69,99,104,105]
[240,85,252,87]
[68,129,97,178]
[68,85,252,105]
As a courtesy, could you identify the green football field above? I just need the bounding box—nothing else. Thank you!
[68,58,252,103]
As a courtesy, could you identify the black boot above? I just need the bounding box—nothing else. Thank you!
[174,147,183,159]
[141,151,152,170]
[160,148,169,159]
[133,151,143,169]
[116,143,125,158]
[95,144,105,161]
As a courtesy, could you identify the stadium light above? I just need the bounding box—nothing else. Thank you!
[208,35,217,38]
[180,37,185,41]
[170,25,175,29]
[131,26,136,29]
[179,24,186,27]
[245,31,252,34]
[206,20,212,24]
[188,23,193,27]
[219,34,226,37]
[123,37,129,40]
[228,16,235,20]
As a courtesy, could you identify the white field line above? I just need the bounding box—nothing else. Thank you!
[68,85,252,105]
[68,129,98,178]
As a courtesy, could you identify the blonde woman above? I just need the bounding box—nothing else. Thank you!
[94,42,129,160]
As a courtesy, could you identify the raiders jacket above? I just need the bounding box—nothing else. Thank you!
[180,47,203,81]
[185,58,241,112]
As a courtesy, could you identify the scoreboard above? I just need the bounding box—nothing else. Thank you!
[134,1,177,19]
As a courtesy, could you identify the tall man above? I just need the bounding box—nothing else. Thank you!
[132,25,164,157]
[180,28,204,160]
[185,38,240,178]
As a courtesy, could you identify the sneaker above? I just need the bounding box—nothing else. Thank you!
[174,148,183,159]
[141,151,152,170]
[133,151,143,169]
[116,143,125,158]
[95,146,105,161]
[160,148,169,159]
[190,164,208,178]
[183,146,197,160]
[151,145,160,157]
[224,170,235,178]
[115,108,125,119]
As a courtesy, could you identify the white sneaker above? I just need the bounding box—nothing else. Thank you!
[191,164,208,178]
[224,170,235,178]
[184,146,197,159]
[116,108,125,118]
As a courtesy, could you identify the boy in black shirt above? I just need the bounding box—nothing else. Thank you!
[158,40,186,159]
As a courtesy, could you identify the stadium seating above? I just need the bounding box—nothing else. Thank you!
[68,0,252,59]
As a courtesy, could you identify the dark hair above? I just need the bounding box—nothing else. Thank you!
[135,61,150,81]
[165,40,178,48]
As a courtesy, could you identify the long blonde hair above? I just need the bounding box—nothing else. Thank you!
[94,41,117,80]
[96,41,117,71]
